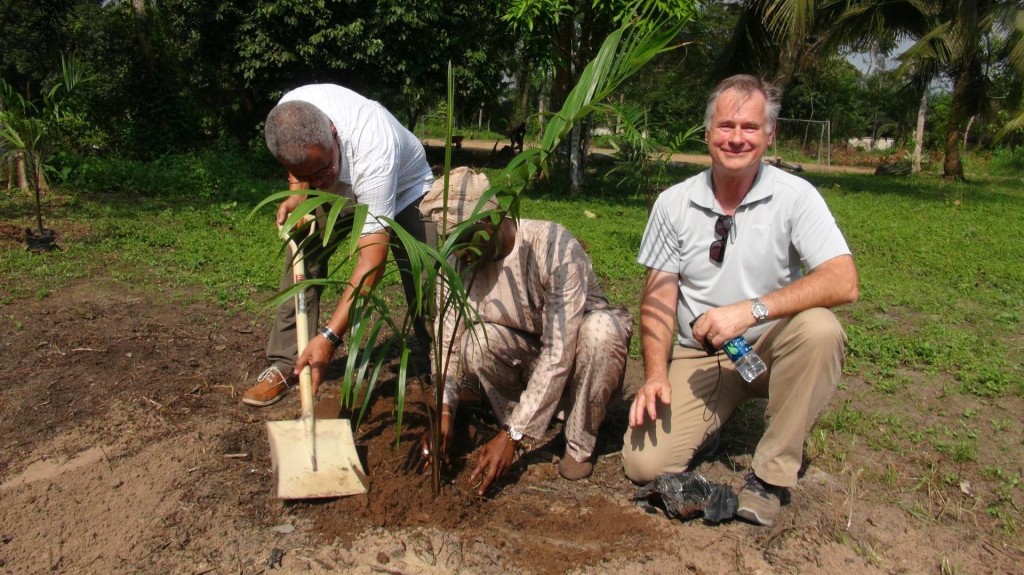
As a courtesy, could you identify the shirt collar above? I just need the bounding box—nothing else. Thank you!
[692,164,774,212]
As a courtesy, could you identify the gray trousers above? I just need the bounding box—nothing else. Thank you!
[622,308,846,487]
[265,196,436,372]
[461,307,633,461]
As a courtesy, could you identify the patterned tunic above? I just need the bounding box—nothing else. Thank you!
[437,219,630,443]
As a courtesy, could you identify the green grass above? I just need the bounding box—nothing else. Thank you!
[3,151,1021,397]
[0,147,360,314]
[810,172,1024,399]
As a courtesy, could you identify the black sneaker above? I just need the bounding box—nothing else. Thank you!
[736,472,784,526]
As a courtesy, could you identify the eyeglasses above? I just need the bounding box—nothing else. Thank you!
[295,133,339,187]
[308,155,335,183]
[709,215,733,264]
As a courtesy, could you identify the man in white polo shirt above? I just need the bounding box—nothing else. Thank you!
[622,75,859,526]
[243,84,435,407]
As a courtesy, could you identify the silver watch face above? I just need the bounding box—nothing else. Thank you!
[507,426,524,441]
[753,300,768,321]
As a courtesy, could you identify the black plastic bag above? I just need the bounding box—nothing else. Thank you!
[633,471,738,525]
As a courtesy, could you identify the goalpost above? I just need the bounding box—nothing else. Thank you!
[772,118,831,167]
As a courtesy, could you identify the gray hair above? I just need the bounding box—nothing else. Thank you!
[265,101,334,165]
[703,75,781,136]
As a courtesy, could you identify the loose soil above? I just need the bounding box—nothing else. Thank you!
[1,260,1021,572]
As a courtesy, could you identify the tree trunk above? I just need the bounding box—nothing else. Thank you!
[943,0,980,180]
[407,109,420,134]
[131,0,156,74]
[943,63,971,180]
[615,93,624,134]
[16,152,28,189]
[913,89,927,174]
[550,13,575,116]
[569,124,582,196]
[538,91,545,137]
[512,56,532,130]
[963,114,975,149]
[25,153,44,234]
[771,37,803,101]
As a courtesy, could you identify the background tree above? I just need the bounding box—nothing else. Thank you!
[0,0,78,93]
[619,0,738,144]
[714,0,853,99]
[505,0,698,195]
[235,0,512,132]
[4,0,1023,182]
[830,0,1024,179]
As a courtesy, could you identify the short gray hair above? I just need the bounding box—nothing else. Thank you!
[265,101,334,165]
[703,75,781,136]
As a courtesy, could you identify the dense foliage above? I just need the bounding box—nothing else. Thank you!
[1,0,1023,184]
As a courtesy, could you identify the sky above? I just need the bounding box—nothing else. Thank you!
[847,39,915,74]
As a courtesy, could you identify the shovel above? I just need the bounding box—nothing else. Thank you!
[266,221,368,499]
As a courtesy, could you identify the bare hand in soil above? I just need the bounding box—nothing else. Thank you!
[419,412,453,472]
[469,433,517,496]
[294,334,336,393]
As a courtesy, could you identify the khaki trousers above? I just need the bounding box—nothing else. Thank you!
[265,196,436,372]
[622,308,846,487]
[461,307,633,461]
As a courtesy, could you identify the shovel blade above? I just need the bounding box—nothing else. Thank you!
[266,418,368,499]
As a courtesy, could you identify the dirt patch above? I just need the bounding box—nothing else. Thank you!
[1,277,1021,574]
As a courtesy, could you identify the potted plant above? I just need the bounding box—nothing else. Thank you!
[0,56,87,252]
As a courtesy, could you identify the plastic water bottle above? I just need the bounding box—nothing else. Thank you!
[722,337,766,383]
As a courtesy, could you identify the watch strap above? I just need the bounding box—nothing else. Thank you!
[505,424,524,442]
[320,326,342,347]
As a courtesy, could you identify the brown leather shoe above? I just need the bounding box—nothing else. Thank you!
[558,453,594,481]
[242,366,294,407]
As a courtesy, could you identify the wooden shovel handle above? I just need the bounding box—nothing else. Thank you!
[281,216,317,420]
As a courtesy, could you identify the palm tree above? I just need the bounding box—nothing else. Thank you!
[715,0,851,100]
[732,0,1024,180]
[828,0,935,173]
[847,0,1024,179]
[0,56,87,249]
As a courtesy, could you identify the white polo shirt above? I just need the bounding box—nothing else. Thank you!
[279,84,433,235]
[638,164,851,347]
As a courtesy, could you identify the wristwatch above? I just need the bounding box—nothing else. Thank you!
[751,298,769,324]
[320,326,342,348]
[505,424,524,443]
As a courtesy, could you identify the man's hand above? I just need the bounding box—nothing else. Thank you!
[276,194,305,226]
[293,334,336,394]
[629,378,672,428]
[692,301,755,350]
[419,410,454,471]
[469,432,519,496]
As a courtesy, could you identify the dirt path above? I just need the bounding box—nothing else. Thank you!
[422,138,875,175]
[1,270,1018,574]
